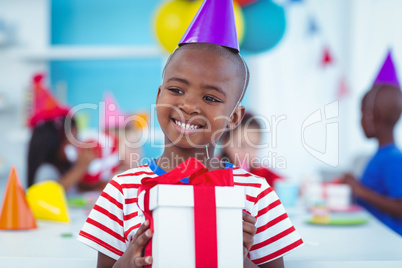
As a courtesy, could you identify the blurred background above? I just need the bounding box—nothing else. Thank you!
[0,0,401,189]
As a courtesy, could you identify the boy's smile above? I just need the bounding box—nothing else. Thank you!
[156,46,243,151]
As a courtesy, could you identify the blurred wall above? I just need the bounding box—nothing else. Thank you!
[249,0,402,180]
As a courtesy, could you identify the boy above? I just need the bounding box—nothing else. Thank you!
[342,51,402,235]
[78,0,303,267]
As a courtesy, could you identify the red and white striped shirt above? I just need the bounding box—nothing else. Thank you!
[78,163,303,265]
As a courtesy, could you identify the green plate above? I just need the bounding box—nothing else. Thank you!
[306,218,369,226]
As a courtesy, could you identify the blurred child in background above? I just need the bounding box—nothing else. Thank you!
[27,116,96,193]
[27,74,97,194]
[342,51,402,236]
[220,112,283,188]
[101,93,144,172]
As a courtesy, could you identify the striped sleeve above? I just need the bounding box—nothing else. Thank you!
[245,174,303,265]
[77,175,128,260]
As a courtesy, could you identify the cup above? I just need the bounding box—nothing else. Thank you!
[274,180,300,207]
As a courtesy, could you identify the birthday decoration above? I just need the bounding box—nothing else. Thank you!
[28,73,70,128]
[321,46,333,66]
[373,50,400,87]
[240,0,286,53]
[337,76,349,99]
[234,0,258,7]
[307,15,319,36]
[132,112,149,130]
[0,167,37,230]
[26,181,70,223]
[155,0,244,53]
[180,0,244,51]
[101,92,127,130]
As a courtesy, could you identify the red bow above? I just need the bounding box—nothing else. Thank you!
[138,158,234,268]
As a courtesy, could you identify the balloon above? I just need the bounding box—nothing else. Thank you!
[240,0,286,53]
[234,0,258,7]
[154,0,245,53]
[26,181,70,223]
[154,0,197,53]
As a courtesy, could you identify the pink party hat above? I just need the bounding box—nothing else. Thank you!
[373,50,400,87]
[101,93,126,130]
[179,0,239,52]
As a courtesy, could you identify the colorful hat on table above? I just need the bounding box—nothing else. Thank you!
[101,92,127,130]
[373,50,400,88]
[179,0,240,52]
[0,167,37,230]
[29,73,70,127]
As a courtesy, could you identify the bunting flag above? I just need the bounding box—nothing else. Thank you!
[337,76,349,99]
[321,47,334,66]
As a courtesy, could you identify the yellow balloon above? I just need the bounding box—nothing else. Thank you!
[234,1,245,44]
[26,181,70,223]
[154,0,197,53]
[154,0,245,53]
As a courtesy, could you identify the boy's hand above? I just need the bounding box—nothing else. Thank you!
[342,173,364,197]
[113,220,153,268]
[242,211,257,257]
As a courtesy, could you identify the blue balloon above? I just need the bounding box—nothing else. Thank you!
[240,0,286,53]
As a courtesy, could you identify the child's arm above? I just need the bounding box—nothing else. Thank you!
[97,220,153,268]
[343,173,402,217]
[58,148,96,191]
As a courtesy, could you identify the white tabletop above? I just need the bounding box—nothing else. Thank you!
[0,207,97,268]
[283,206,402,268]
[1,204,402,267]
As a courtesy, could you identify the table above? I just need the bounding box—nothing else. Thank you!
[1,205,402,267]
[283,207,402,268]
[0,207,97,268]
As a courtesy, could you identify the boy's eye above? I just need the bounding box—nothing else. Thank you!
[168,88,184,94]
[203,95,221,103]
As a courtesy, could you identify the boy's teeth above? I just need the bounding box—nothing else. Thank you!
[175,120,198,129]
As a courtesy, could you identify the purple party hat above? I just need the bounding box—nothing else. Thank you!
[373,50,400,87]
[179,0,239,52]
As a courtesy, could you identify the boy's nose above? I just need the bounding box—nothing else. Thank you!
[178,96,200,115]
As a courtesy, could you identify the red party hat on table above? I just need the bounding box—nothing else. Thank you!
[373,50,400,87]
[28,73,70,127]
[0,167,37,230]
[179,0,240,52]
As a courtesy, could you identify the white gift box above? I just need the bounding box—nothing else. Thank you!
[143,184,245,268]
[303,183,351,209]
[326,184,351,210]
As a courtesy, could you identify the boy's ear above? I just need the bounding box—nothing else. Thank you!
[155,86,162,107]
[227,106,245,130]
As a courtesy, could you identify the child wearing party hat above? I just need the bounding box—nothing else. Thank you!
[342,50,402,236]
[27,74,96,193]
[78,0,303,266]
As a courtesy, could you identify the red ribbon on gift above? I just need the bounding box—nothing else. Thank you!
[138,158,234,268]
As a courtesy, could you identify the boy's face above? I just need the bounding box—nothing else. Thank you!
[226,126,261,170]
[156,47,243,150]
[361,92,376,138]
